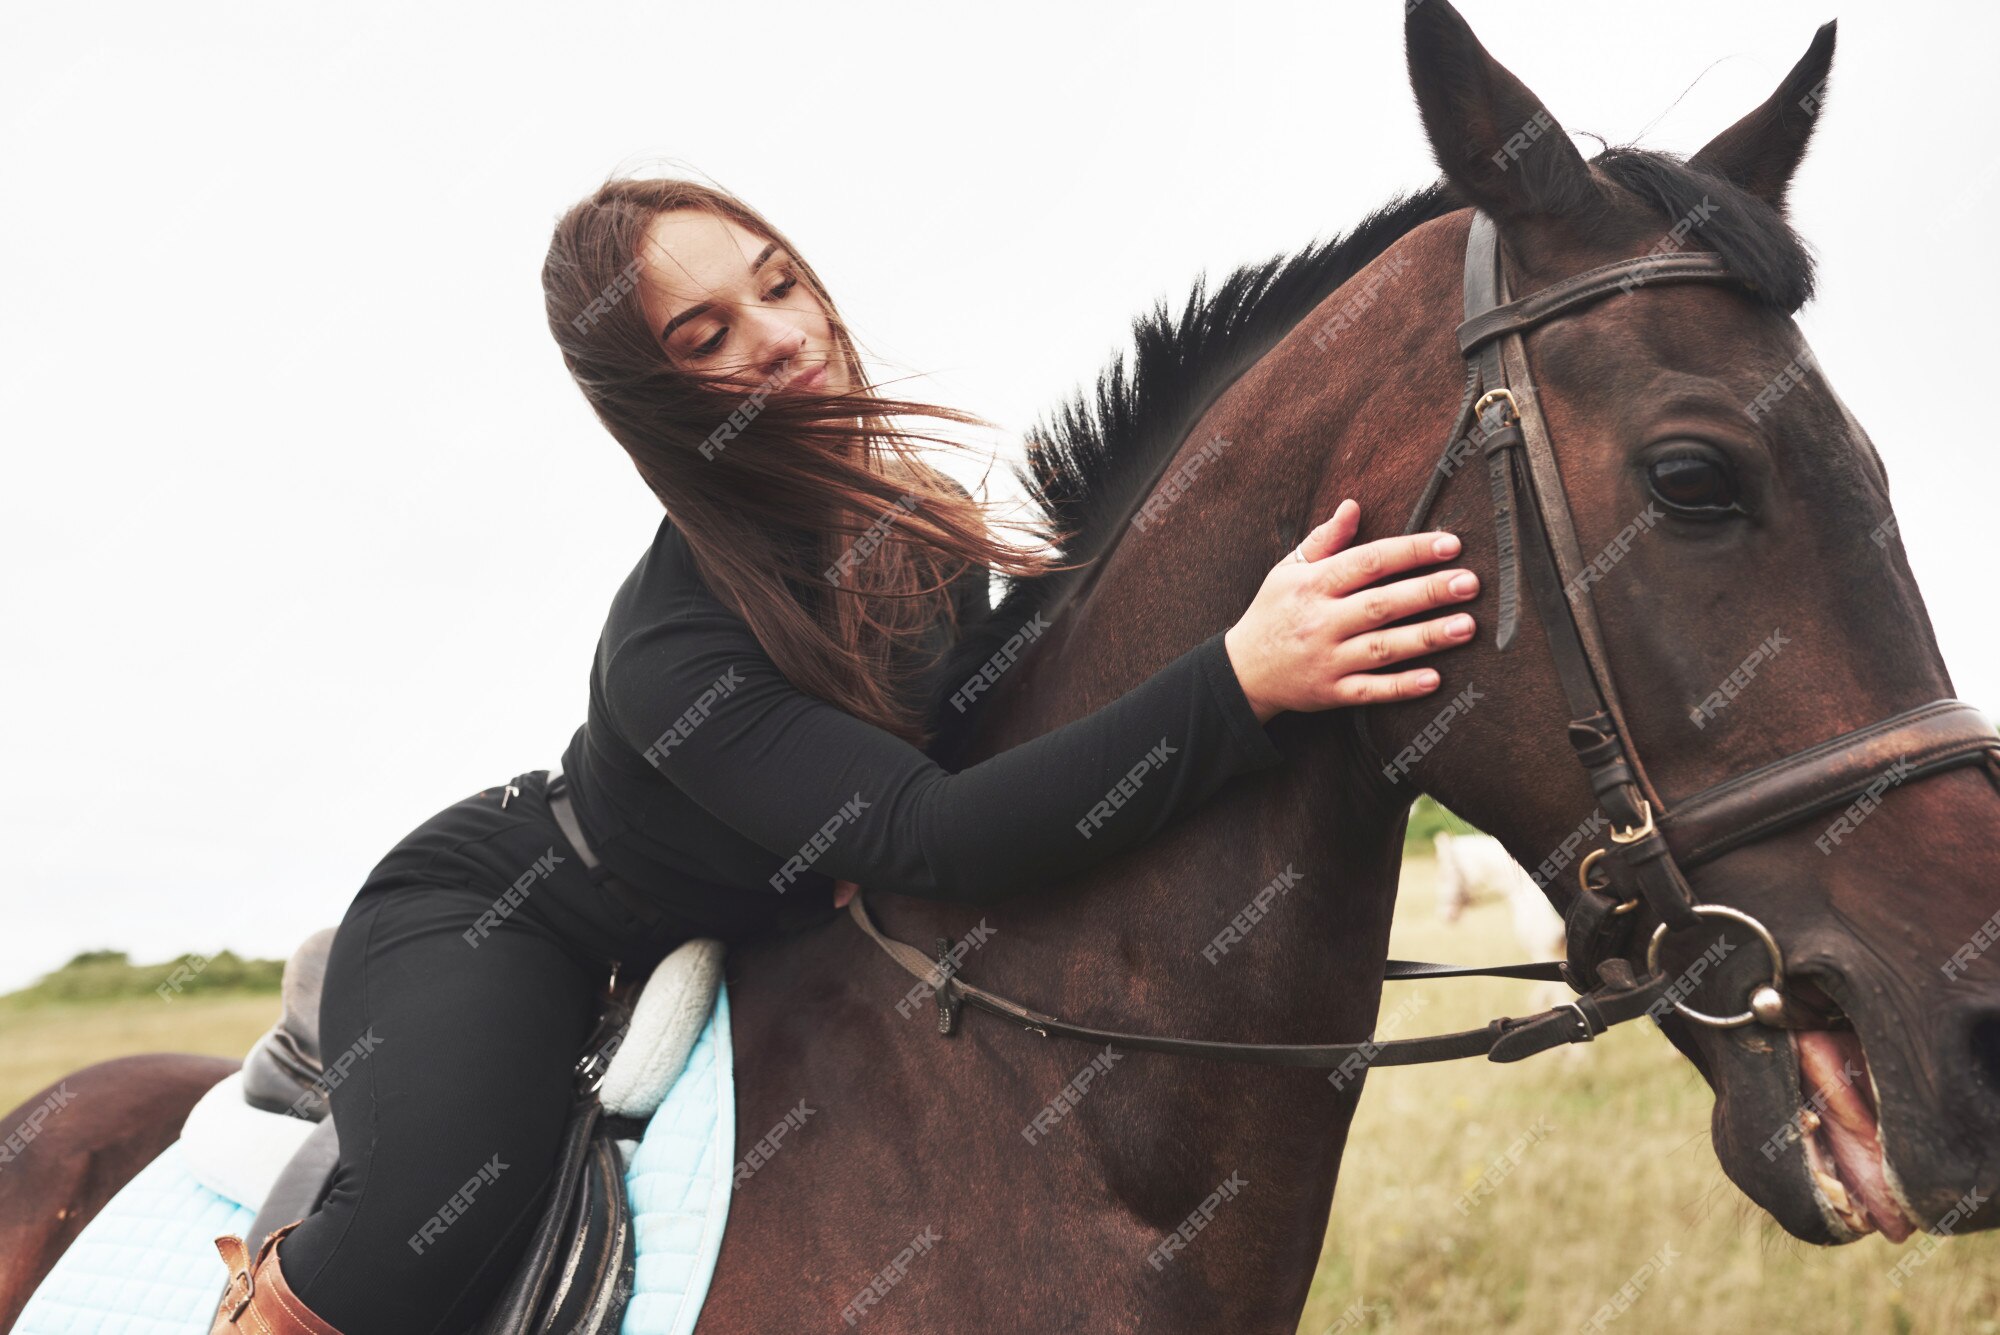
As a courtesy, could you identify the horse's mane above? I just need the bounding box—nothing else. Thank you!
[927,148,1814,758]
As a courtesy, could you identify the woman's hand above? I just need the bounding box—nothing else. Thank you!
[833,879,860,909]
[1222,499,1479,722]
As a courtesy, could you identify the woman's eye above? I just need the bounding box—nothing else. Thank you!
[1647,450,1740,515]
[684,272,798,361]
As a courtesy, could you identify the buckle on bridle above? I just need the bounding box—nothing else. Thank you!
[1608,798,1656,844]
[1473,387,1519,424]
[1576,847,1641,915]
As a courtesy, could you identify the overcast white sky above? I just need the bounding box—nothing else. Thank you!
[2,1,1994,992]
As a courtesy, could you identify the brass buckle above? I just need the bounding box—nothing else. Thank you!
[1473,388,1519,424]
[1577,847,1640,915]
[1608,799,1655,844]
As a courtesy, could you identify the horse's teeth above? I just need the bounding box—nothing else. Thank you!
[1813,1167,1851,1213]
[1799,1110,1821,1134]
[1811,1167,1873,1234]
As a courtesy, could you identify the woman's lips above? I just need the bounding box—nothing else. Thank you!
[785,361,829,391]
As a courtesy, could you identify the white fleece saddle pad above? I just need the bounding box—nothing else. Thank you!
[15,940,735,1335]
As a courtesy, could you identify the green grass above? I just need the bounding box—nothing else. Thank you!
[1402,795,1478,852]
[0,993,277,1113]
[0,947,285,1110]
[0,948,284,1007]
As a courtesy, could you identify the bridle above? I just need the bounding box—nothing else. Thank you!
[848,208,2000,1068]
[1408,210,1999,1028]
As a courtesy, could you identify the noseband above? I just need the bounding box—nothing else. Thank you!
[848,209,2000,1067]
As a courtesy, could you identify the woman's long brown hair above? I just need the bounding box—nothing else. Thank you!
[542,174,1067,748]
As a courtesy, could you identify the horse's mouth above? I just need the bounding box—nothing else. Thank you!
[1793,1027,1918,1242]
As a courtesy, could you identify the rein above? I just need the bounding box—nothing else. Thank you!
[849,209,2000,1068]
[845,895,1649,1068]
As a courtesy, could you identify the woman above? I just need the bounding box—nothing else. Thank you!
[207,176,1482,1334]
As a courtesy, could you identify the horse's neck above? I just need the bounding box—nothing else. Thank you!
[926,687,1409,1319]
[897,498,1417,1310]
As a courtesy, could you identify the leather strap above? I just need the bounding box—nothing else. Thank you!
[1457,251,1738,354]
[1460,216,1689,936]
[1564,886,1639,989]
[1498,318,1672,825]
[847,895,1623,1068]
[1470,215,1672,828]
[1660,699,2000,869]
[1382,958,1566,981]
[210,1220,345,1334]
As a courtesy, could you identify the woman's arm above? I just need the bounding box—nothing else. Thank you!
[604,587,1280,906]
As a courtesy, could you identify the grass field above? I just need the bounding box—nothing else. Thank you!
[4,858,1996,1333]
[0,993,277,1113]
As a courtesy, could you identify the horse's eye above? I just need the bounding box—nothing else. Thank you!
[1647,450,1739,516]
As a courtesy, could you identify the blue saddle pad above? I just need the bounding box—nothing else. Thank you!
[15,985,735,1335]
[622,982,734,1334]
[11,1143,256,1335]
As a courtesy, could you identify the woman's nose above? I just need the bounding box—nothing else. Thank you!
[751,318,808,378]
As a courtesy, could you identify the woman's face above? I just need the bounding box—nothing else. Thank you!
[636,209,852,397]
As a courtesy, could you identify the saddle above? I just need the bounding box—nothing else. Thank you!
[216,930,725,1334]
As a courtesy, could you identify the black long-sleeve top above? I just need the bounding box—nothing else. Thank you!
[558,513,1285,939]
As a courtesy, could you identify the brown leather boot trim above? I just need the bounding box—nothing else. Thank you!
[210,1220,347,1335]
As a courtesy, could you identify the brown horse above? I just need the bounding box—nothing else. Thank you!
[5,5,1995,1332]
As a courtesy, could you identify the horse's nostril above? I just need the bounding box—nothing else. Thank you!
[1968,1012,2000,1095]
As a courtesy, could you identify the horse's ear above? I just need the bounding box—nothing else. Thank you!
[1405,0,1597,220]
[1690,22,1837,210]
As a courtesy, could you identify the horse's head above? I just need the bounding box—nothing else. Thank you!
[1366,2,2000,1246]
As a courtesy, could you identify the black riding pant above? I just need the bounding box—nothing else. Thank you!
[277,770,695,1335]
